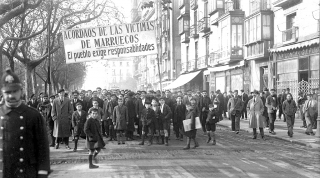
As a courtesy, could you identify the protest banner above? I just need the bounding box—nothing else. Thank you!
[62,21,157,64]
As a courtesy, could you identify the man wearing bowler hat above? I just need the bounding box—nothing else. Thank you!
[51,88,73,149]
[0,68,50,177]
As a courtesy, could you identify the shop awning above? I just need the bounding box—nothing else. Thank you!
[270,38,319,53]
[163,70,201,90]
[207,62,244,72]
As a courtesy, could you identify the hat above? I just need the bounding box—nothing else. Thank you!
[49,95,55,99]
[76,102,82,106]
[1,68,22,91]
[159,97,166,101]
[58,89,65,93]
[43,93,48,97]
[145,100,151,105]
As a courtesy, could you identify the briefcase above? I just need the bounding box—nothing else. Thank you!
[183,117,202,132]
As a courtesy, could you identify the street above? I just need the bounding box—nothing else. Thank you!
[49,126,320,178]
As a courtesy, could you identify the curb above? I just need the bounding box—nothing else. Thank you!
[216,123,316,148]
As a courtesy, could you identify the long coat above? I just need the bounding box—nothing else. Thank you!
[302,99,317,117]
[159,103,172,130]
[125,97,136,131]
[282,100,297,116]
[173,103,186,124]
[265,95,278,113]
[72,110,87,137]
[51,97,73,137]
[84,118,106,149]
[227,96,243,117]
[112,105,129,130]
[247,96,265,128]
[0,104,50,178]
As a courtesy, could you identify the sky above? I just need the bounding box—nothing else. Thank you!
[82,0,131,90]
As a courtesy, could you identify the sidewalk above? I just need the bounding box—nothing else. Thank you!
[216,116,320,149]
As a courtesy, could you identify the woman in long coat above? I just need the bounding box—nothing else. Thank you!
[181,103,199,150]
[247,90,266,140]
[84,108,106,169]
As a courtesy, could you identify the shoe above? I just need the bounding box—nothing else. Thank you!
[122,142,125,144]
[176,137,180,140]
[310,132,315,136]
[73,149,77,152]
[89,164,99,169]
[138,142,144,145]
[236,131,239,134]
[305,132,310,135]
[270,131,276,135]
[49,144,55,147]
[147,142,152,146]
[192,141,199,149]
[183,145,190,150]
[108,138,113,141]
[261,136,266,141]
[180,138,183,141]
[55,144,59,149]
[252,136,257,139]
[207,137,211,143]
[212,140,216,145]
[66,146,71,150]
[164,143,168,146]
[118,142,121,145]
[300,126,306,128]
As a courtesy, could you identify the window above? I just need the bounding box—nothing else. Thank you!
[127,62,129,66]
[113,62,115,66]
[262,15,270,39]
[245,14,269,44]
[209,0,224,15]
[286,13,296,30]
[179,17,190,34]
[221,18,229,54]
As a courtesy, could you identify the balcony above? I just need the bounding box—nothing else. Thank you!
[197,55,208,69]
[249,0,270,15]
[198,17,210,33]
[131,8,141,22]
[190,25,199,38]
[282,26,299,43]
[225,0,241,14]
[208,0,224,16]
[190,0,198,10]
[212,47,243,65]
[181,32,190,43]
[272,0,301,8]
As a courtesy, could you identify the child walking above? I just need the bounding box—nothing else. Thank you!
[113,98,129,144]
[206,104,219,145]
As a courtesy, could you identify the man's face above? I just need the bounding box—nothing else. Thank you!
[111,96,116,101]
[176,97,182,103]
[202,92,207,97]
[187,91,192,96]
[159,99,165,105]
[102,90,107,95]
[79,93,85,99]
[118,100,123,106]
[119,95,124,100]
[92,101,98,108]
[234,91,238,97]
[286,94,292,100]
[178,92,182,96]
[107,94,111,100]
[285,90,290,94]
[141,93,146,99]
[76,105,82,111]
[2,89,22,107]
[270,90,275,95]
[43,97,49,102]
[92,92,98,98]
[253,93,257,97]
[91,111,98,119]
[88,91,92,96]
[190,100,196,106]
[73,93,78,99]
[282,90,285,94]
[165,91,170,96]
[151,99,157,106]
[145,103,151,109]
[307,95,311,100]
[97,88,101,94]
[58,91,65,98]
[39,94,43,98]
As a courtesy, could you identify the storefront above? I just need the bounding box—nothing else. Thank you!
[271,41,319,100]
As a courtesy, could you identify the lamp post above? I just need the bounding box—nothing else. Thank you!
[317,2,320,140]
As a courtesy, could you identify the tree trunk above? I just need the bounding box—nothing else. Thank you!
[24,64,33,101]
[31,68,37,95]
[9,57,14,72]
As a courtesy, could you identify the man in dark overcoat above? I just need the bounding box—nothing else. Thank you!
[227,90,243,134]
[135,91,147,137]
[240,89,249,120]
[125,92,136,140]
[51,88,73,149]
[199,90,211,134]
[159,97,172,146]
[106,94,118,141]
[172,95,186,140]
[0,68,50,177]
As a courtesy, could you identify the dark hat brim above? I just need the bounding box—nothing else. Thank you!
[2,83,22,92]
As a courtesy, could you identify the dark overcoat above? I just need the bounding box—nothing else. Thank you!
[51,97,73,138]
[159,103,172,130]
[125,97,136,131]
[0,104,50,178]
[112,105,129,130]
[84,118,106,149]
[72,110,87,137]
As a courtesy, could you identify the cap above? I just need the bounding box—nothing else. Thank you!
[145,100,151,105]
[76,102,82,106]
[1,68,22,91]
[43,93,48,97]
[58,89,65,93]
[49,95,56,99]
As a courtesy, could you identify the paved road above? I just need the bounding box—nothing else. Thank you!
[50,126,320,178]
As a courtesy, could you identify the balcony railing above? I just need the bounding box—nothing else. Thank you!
[190,25,199,38]
[190,0,198,10]
[225,0,240,13]
[249,0,270,15]
[282,26,299,43]
[197,55,208,69]
[198,17,210,33]
[131,8,141,22]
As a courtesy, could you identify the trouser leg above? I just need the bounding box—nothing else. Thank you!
[231,115,235,131]
[286,115,294,136]
[312,113,318,129]
[259,127,264,138]
[269,113,276,131]
[201,113,207,132]
[64,137,69,146]
[235,116,240,131]
[305,116,313,133]
[253,128,257,138]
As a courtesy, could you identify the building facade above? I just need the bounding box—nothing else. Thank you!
[105,58,134,90]
[131,0,181,91]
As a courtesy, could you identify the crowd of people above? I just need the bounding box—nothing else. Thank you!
[27,86,318,169]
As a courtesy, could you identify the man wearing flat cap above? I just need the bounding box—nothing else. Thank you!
[0,68,50,177]
[51,88,73,149]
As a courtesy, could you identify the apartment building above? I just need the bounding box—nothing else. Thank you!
[105,58,134,90]
[131,0,181,91]
[270,0,319,100]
